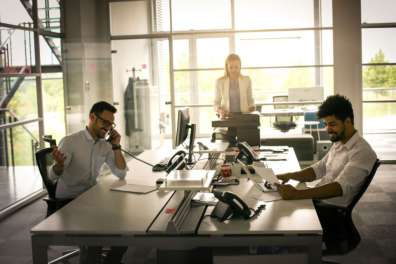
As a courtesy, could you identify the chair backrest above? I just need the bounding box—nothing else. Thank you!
[35,147,57,199]
[347,159,381,212]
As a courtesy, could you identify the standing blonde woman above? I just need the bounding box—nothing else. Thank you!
[214,53,255,119]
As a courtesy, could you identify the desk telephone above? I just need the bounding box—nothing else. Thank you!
[152,150,186,172]
[237,141,260,164]
[211,190,251,221]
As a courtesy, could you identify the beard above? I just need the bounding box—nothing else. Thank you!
[328,129,345,142]
[96,126,108,139]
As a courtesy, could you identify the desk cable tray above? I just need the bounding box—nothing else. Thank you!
[147,190,207,235]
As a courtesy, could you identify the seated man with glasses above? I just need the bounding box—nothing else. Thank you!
[50,101,128,264]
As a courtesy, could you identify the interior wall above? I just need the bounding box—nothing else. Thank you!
[110,1,160,150]
[62,0,113,134]
[333,0,363,132]
[111,39,153,149]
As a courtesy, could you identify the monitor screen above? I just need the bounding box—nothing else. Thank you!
[175,108,190,147]
[175,108,196,165]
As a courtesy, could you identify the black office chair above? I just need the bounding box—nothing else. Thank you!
[272,95,296,132]
[35,139,80,263]
[314,159,381,260]
[36,147,59,217]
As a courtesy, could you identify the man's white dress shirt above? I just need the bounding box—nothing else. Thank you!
[311,132,377,207]
[50,129,127,199]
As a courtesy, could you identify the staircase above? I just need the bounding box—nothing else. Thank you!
[19,0,62,64]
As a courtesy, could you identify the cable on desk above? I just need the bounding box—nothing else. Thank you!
[121,148,154,167]
[248,204,266,219]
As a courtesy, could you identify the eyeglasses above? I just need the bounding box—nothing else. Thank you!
[95,113,116,129]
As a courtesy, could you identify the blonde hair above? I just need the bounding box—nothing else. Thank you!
[224,53,242,78]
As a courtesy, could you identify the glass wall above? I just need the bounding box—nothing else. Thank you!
[1,0,64,212]
[110,0,334,144]
[361,0,396,133]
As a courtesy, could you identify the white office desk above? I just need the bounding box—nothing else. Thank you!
[31,147,322,264]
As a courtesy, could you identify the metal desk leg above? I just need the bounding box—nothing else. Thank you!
[31,235,48,264]
[306,236,322,264]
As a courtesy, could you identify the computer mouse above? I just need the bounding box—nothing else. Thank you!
[156,178,165,185]
[240,167,255,174]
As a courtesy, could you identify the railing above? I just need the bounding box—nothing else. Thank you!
[0,109,41,167]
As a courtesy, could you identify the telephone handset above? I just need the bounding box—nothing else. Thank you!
[237,141,259,164]
[152,150,186,172]
[165,150,186,173]
[105,129,114,142]
[211,190,251,221]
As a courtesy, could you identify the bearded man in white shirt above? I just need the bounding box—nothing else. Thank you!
[51,101,128,264]
[275,94,377,251]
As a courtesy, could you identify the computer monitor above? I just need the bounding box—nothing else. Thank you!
[175,108,196,164]
[288,86,324,102]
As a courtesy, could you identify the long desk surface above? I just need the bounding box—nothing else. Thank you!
[31,146,322,264]
[31,149,173,235]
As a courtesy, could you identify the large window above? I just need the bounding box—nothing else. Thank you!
[110,0,334,144]
[361,1,396,133]
[1,0,64,212]
[168,1,333,136]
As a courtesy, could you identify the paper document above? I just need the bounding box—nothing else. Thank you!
[192,192,218,205]
[251,166,280,186]
[111,184,157,194]
[253,192,282,202]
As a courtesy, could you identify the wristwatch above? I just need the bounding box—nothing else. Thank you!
[112,144,121,150]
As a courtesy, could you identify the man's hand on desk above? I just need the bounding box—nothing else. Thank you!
[276,173,293,184]
[275,184,298,200]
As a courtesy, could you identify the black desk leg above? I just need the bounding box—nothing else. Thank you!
[31,235,48,264]
[307,236,322,264]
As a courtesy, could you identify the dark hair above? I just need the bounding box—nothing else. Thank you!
[89,101,117,115]
[317,94,354,124]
